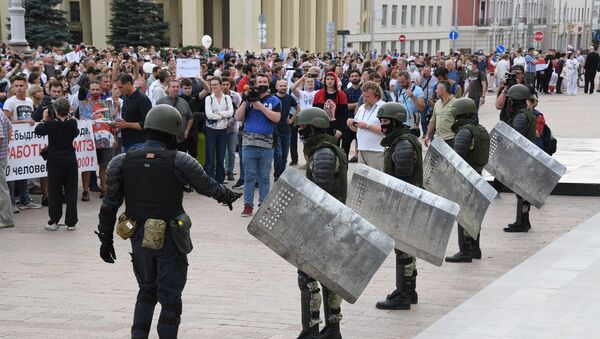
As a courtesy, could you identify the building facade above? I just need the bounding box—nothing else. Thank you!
[344,0,452,54]
[0,0,347,52]
[452,0,594,53]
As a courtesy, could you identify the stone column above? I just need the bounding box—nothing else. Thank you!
[7,0,30,53]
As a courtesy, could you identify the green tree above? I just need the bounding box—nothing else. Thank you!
[7,0,71,47]
[108,0,169,49]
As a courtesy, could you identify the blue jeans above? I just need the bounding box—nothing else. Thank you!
[204,127,228,184]
[273,131,291,179]
[8,179,30,206]
[124,142,145,153]
[225,129,238,174]
[242,145,273,207]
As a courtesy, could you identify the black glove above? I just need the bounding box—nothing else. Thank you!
[95,230,116,263]
[214,185,242,210]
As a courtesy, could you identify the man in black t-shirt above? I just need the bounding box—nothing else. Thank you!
[273,80,300,180]
[464,59,487,113]
[115,73,152,152]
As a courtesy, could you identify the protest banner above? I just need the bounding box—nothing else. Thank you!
[6,120,98,181]
[176,58,200,78]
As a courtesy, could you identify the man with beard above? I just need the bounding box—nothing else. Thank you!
[343,70,362,161]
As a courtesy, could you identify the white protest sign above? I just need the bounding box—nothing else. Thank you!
[6,120,98,181]
[65,51,81,64]
[176,58,200,78]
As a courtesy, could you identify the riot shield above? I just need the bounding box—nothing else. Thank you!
[247,168,395,304]
[485,121,567,208]
[347,164,460,266]
[424,137,497,238]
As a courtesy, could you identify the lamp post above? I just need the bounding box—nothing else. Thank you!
[7,0,31,53]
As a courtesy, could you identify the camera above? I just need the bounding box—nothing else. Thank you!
[246,80,260,102]
[504,71,519,88]
[287,67,303,79]
[47,99,57,120]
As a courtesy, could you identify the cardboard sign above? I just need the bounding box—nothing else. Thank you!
[176,58,200,78]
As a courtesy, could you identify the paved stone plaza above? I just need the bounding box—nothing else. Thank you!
[1,91,599,338]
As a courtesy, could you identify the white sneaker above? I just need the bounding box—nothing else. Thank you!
[19,201,42,210]
[12,205,20,213]
[44,223,59,231]
[66,226,76,231]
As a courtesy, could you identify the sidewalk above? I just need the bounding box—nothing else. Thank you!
[416,211,600,339]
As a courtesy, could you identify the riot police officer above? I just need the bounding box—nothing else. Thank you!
[504,84,537,233]
[95,105,241,339]
[374,102,421,311]
[295,107,348,339]
[444,98,490,263]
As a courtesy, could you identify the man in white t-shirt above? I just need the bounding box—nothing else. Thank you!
[346,81,385,171]
[2,75,42,211]
[290,74,317,166]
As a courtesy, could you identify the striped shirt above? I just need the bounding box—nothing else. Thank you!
[525,55,536,73]
[0,112,13,161]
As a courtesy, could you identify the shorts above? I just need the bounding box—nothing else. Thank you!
[96,148,114,168]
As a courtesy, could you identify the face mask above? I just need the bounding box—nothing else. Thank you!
[298,126,311,141]
[409,65,416,71]
[380,122,392,135]
[258,85,269,94]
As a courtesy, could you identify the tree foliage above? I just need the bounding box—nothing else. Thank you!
[7,0,71,47]
[108,0,169,49]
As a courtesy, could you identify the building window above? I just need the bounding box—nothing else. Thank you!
[401,5,407,26]
[411,6,416,26]
[420,6,425,26]
[381,41,387,53]
[437,6,442,25]
[69,1,80,22]
[400,42,406,54]
[436,39,440,52]
[392,5,398,26]
[391,41,397,51]
[410,40,415,54]
[418,40,424,53]
[427,39,432,55]
[428,6,433,25]
[382,4,387,27]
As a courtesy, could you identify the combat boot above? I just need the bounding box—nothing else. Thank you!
[445,227,473,263]
[472,234,482,259]
[319,322,341,339]
[298,325,320,339]
[504,197,531,232]
[375,255,411,310]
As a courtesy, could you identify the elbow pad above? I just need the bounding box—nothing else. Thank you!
[310,147,338,193]
[392,140,415,178]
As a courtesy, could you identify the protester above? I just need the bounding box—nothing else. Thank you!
[34,98,79,231]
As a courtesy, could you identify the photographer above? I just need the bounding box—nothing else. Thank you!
[34,98,79,231]
[495,65,525,123]
[234,74,281,217]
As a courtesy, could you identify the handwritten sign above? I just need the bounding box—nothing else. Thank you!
[65,51,81,64]
[176,58,200,78]
[6,120,98,181]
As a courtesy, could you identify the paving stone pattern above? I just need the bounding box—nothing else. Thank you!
[1,92,600,338]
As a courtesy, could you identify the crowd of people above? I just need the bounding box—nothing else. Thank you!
[0,42,599,227]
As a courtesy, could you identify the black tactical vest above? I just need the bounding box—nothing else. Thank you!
[460,124,490,173]
[122,149,184,220]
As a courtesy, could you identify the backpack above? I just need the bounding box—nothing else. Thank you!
[541,122,557,155]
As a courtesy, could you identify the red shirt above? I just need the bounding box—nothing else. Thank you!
[236,76,250,94]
